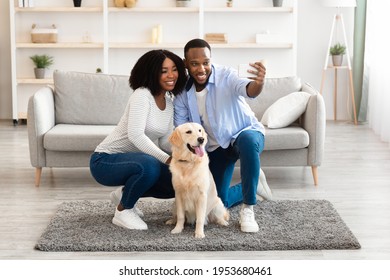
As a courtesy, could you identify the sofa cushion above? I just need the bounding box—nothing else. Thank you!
[44,124,115,151]
[53,70,131,125]
[261,91,311,128]
[263,126,309,151]
[246,76,302,121]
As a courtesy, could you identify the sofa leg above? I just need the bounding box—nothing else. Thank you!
[35,167,42,187]
[311,166,318,186]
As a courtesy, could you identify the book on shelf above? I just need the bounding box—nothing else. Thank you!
[204,33,228,44]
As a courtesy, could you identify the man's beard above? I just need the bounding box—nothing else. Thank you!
[185,69,212,91]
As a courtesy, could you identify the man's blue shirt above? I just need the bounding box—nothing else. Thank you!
[174,64,265,149]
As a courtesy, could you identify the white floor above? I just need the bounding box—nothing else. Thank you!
[0,120,390,261]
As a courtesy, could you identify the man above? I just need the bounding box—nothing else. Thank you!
[174,38,272,233]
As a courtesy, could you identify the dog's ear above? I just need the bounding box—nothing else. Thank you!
[169,129,183,146]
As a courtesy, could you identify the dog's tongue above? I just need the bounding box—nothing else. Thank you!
[194,146,204,157]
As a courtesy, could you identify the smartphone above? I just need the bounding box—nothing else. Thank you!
[238,63,257,78]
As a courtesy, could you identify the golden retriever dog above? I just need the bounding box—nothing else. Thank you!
[167,122,229,238]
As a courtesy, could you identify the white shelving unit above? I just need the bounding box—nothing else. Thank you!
[9,0,297,124]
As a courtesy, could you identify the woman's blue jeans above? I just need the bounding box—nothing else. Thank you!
[208,130,264,208]
[90,152,174,209]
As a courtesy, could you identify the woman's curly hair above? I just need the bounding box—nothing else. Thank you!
[129,49,187,96]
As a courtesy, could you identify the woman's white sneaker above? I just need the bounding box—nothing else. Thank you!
[109,187,144,217]
[239,206,259,233]
[257,169,273,201]
[112,208,148,230]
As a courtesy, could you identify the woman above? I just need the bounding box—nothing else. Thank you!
[90,49,187,230]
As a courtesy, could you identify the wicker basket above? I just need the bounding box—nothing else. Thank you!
[31,24,58,43]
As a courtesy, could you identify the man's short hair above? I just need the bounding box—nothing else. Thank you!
[184,38,211,58]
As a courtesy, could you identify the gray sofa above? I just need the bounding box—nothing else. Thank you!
[28,70,326,187]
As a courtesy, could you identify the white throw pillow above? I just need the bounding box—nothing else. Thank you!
[261,91,311,129]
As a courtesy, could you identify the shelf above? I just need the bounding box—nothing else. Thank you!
[13,6,293,13]
[210,42,293,49]
[109,42,184,49]
[109,42,292,49]
[17,78,53,84]
[14,7,103,13]
[204,7,293,13]
[10,0,297,121]
[16,42,104,48]
[326,65,349,69]
[108,7,199,13]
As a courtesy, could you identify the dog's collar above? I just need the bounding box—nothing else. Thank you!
[177,159,190,163]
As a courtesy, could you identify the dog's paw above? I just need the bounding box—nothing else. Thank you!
[171,226,183,234]
[165,218,176,225]
[219,220,229,227]
[194,232,205,239]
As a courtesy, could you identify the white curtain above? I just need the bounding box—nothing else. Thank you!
[364,0,390,146]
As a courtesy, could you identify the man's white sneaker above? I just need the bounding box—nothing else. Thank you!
[109,187,144,217]
[257,169,273,201]
[239,206,259,233]
[112,208,148,230]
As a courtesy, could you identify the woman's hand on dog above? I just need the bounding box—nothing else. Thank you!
[165,156,172,165]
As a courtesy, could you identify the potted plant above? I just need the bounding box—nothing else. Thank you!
[176,0,191,7]
[30,54,54,79]
[227,0,233,7]
[330,43,346,66]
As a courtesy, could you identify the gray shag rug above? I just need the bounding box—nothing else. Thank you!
[35,199,361,252]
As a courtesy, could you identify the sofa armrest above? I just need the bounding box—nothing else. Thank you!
[301,83,326,166]
[27,86,55,168]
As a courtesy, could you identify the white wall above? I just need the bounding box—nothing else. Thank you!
[0,0,356,121]
[298,0,356,122]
